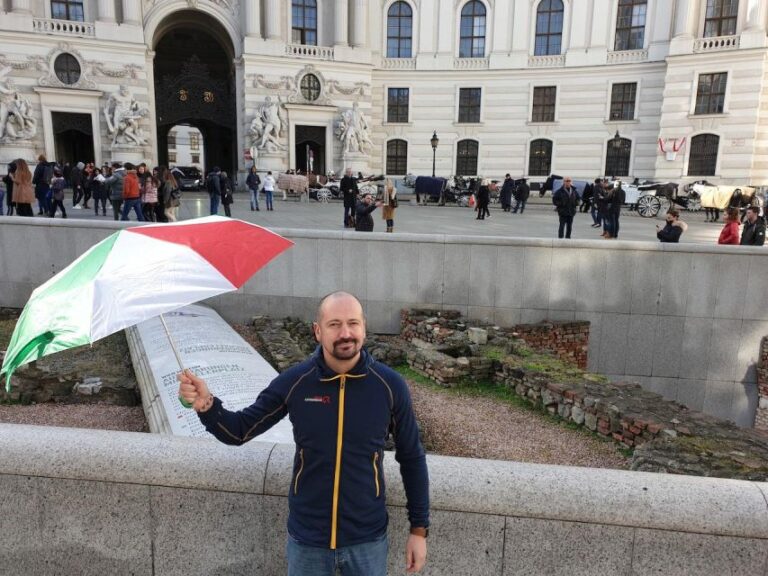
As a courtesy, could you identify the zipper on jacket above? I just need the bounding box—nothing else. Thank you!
[330,375,346,549]
[293,448,304,495]
[372,452,380,498]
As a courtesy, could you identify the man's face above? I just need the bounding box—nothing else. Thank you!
[313,296,366,362]
[666,214,675,224]
[748,210,758,223]
[564,179,572,187]
[362,194,373,205]
[345,169,352,177]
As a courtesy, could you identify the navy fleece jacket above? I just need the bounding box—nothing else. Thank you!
[198,347,430,549]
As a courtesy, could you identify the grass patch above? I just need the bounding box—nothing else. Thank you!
[482,346,506,361]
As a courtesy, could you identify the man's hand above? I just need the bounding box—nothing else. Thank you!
[405,534,427,573]
[177,370,212,412]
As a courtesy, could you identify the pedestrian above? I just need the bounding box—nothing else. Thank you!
[607,182,625,239]
[49,168,67,218]
[104,162,125,221]
[381,178,397,232]
[341,167,359,227]
[2,162,14,216]
[62,161,71,188]
[90,168,108,216]
[656,209,687,243]
[246,165,261,211]
[32,154,53,216]
[552,177,579,238]
[704,205,720,223]
[70,161,85,208]
[81,162,93,209]
[741,206,766,246]
[580,181,593,214]
[263,170,275,211]
[141,167,159,222]
[11,158,34,217]
[355,191,381,231]
[717,207,740,245]
[158,166,180,222]
[0,173,4,216]
[206,166,222,215]
[177,291,430,576]
[512,178,530,214]
[590,179,604,228]
[476,179,490,220]
[120,162,144,221]
[220,170,233,217]
[500,174,513,212]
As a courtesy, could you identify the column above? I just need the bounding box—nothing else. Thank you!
[672,0,696,38]
[98,0,116,23]
[590,0,610,48]
[121,0,140,25]
[569,0,591,50]
[511,1,531,54]
[245,0,261,37]
[265,0,281,40]
[491,0,511,53]
[746,0,766,31]
[350,0,366,48]
[335,0,349,46]
[11,0,30,13]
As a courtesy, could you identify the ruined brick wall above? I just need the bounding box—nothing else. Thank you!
[512,322,589,371]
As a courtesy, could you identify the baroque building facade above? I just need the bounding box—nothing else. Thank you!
[0,0,766,185]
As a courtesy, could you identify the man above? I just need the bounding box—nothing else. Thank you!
[354,192,382,231]
[499,174,514,212]
[656,209,687,243]
[104,161,125,221]
[178,292,430,576]
[70,161,85,208]
[512,178,530,214]
[206,166,222,215]
[606,182,625,239]
[552,177,579,238]
[340,168,359,228]
[741,206,766,246]
[119,162,144,221]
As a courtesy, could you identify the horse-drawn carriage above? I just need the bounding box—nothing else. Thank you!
[689,182,759,216]
[624,181,701,218]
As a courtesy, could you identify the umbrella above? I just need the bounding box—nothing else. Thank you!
[1,216,293,395]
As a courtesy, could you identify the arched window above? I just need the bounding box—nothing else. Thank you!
[292,0,317,45]
[704,0,738,37]
[535,0,564,56]
[528,139,552,176]
[614,0,647,51]
[456,140,479,176]
[605,137,632,178]
[51,0,84,21]
[688,134,719,176]
[387,2,413,58]
[459,1,486,58]
[386,140,408,175]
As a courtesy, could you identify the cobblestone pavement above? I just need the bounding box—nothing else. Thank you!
[59,191,728,245]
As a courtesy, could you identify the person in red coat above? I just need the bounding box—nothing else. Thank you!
[718,207,741,245]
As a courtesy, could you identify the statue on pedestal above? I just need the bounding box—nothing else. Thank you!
[248,96,286,160]
[0,67,37,142]
[104,85,149,148]
[336,102,373,156]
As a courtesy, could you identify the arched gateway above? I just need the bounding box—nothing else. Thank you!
[152,10,236,177]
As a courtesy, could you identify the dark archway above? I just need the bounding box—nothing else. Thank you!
[52,112,94,165]
[295,125,326,175]
[153,12,236,178]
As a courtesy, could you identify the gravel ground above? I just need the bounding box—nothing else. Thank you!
[0,404,147,432]
[407,380,629,469]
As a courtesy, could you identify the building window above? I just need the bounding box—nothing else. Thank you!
[459,1,486,58]
[190,133,200,150]
[704,0,738,37]
[456,140,479,176]
[53,53,81,85]
[292,0,317,45]
[528,139,552,176]
[167,132,177,148]
[386,139,408,174]
[609,83,637,120]
[300,74,321,101]
[535,0,564,56]
[605,137,632,177]
[694,73,727,115]
[688,134,719,176]
[168,152,177,164]
[51,0,84,21]
[458,88,481,123]
[532,86,556,122]
[387,1,413,58]
[387,88,409,123]
[614,0,646,51]
[191,154,200,164]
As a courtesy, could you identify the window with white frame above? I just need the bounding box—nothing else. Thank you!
[528,139,552,176]
[458,88,481,123]
[704,0,738,37]
[292,0,317,45]
[386,140,408,174]
[456,140,479,176]
[688,134,719,176]
[532,86,557,122]
[605,137,632,177]
[387,88,409,123]
[459,1,486,58]
[51,0,84,21]
[614,0,647,51]
[694,73,727,115]
[535,0,564,56]
[609,83,637,120]
[387,2,413,58]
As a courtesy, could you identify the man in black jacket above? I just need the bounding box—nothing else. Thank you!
[552,177,579,238]
[656,209,687,243]
[354,192,381,231]
[341,168,359,228]
[741,206,766,246]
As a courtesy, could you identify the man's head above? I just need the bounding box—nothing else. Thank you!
[361,192,373,205]
[747,206,760,223]
[505,173,511,179]
[124,162,135,171]
[666,209,680,223]
[563,177,573,187]
[111,161,122,169]
[313,292,366,364]
[345,168,352,177]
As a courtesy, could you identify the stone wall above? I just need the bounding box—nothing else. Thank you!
[512,321,589,370]
[755,336,768,432]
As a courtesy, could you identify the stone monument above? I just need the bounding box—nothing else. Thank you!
[248,95,287,174]
[336,101,372,174]
[103,84,149,164]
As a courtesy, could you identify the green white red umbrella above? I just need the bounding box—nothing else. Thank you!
[1,216,293,391]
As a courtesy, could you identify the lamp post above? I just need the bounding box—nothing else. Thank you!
[610,130,622,181]
[430,131,439,178]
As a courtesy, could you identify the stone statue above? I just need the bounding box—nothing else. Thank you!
[2,91,37,141]
[104,84,149,147]
[249,96,286,155]
[336,102,373,155]
[0,66,15,140]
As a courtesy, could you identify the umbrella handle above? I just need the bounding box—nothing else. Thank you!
[159,314,194,409]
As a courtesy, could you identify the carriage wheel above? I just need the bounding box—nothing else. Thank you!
[636,195,661,218]
[316,188,332,203]
[686,197,702,212]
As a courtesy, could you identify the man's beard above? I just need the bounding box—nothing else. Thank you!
[331,338,360,360]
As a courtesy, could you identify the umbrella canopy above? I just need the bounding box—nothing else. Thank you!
[1,216,293,390]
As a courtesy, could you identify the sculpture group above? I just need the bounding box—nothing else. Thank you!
[0,66,37,142]
[248,96,287,160]
[336,102,373,155]
[103,84,149,148]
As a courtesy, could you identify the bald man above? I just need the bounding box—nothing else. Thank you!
[178,292,429,575]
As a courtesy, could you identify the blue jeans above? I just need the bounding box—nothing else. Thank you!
[286,533,387,576]
[591,204,601,225]
[120,198,145,221]
[209,193,220,215]
[0,189,4,215]
[265,190,273,210]
[249,188,259,210]
[512,199,526,213]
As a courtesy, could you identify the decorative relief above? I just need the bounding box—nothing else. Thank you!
[0,67,37,142]
[248,96,287,159]
[326,80,369,97]
[90,62,142,80]
[252,74,295,91]
[37,43,96,89]
[336,102,373,155]
[288,65,330,105]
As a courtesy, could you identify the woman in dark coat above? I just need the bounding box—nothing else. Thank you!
[476,180,490,220]
[499,174,514,212]
[3,162,16,216]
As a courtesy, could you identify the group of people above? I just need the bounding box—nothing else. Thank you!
[1,156,181,222]
[340,168,398,232]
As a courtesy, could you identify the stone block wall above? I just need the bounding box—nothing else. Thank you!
[755,336,768,432]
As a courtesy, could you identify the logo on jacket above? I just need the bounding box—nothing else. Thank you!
[305,395,332,404]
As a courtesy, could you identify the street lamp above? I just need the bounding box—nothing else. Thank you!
[610,130,622,180]
[430,131,439,178]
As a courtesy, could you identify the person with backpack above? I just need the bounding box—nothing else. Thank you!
[220,170,234,217]
[49,168,67,218]
[206,166,222,215]
[32,154,54,216]
[512,178,530,214]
